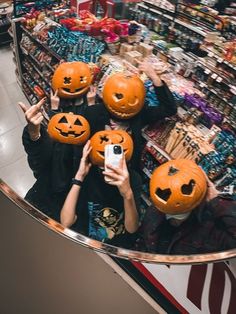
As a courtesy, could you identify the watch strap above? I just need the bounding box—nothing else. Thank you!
[72,178,83,186]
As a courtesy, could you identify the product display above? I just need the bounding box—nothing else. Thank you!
[9,0,235,215]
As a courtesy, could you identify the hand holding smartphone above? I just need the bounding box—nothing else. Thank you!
[104,144,123,182]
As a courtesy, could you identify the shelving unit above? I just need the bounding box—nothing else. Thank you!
[0,3,12,46]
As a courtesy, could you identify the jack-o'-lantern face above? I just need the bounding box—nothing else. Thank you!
[52,62,92,99]
[102,73,146,119]
[89,130,133,166]
[47,112,90,145]
[150,159,207,215]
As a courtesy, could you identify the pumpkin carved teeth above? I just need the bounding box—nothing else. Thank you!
[55,127,85,138]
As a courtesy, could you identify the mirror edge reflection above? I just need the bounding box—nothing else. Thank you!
[1,178,236,265]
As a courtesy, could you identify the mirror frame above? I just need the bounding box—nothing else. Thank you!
[1,179,236,264]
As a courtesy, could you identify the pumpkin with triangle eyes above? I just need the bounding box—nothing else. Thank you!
[47,112,90,145]
[52,62,92,99]
[150,159,207,215]
[102,73,146,119]
[89,130,133,167]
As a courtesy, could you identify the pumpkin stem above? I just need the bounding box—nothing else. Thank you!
[168,166,179,176]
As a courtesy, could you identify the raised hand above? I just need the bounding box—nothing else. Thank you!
[138,61,163,87]
[103,156,132,199]
[87,85,97,106]
[19,97,46,141]
[50,89,60,110]
[75,140,92,181]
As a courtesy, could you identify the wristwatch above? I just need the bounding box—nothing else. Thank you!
[71,178,83,186]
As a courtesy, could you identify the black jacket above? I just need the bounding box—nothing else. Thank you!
[135,197,236,254]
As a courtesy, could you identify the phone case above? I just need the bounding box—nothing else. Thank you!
[104,144,123,182]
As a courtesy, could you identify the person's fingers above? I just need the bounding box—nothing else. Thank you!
[50,90,53,98]
[31,112,43,123]
[106,180,121,186]
[34,115,44,125]
[105,164,122,175]
[54,89,58,97]
[36,97,46,110]
[84,146,92,158]
[103,171,122,181]
[26,105,42,120]
[18,102,28,113]
[30,116,43,126]
[121,155,127,170]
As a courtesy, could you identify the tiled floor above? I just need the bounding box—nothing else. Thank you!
[0,46,35,197]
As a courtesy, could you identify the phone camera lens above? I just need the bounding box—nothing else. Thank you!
[113,145,121,154]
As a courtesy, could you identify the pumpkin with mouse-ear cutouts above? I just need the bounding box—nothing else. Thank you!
[47,112,90,145]
[102,73,146,119]
[89,130,133,167]
[150,159,207,215]
[51,61,92,99]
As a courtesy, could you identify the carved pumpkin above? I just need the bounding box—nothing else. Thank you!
[150,159,207,215]
[52,62,92,99]
[89,130,133,166]
[47,112,90,145]
[102,73,146,119]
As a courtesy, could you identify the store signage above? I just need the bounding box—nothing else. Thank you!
[133,261,236,314]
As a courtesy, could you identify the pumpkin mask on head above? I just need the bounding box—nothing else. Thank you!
[150,159,207,215]
[47,112,90,145]
[102,73,146,119]
[89,130,133,167]
[52,62,92,99]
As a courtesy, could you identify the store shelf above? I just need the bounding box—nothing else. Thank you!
[22,75,40,101]
[25,55,51,87]
[141,192,152,207]
[20,25,62,61]
[142,131,171,161]
[143,0,175,14]
[201,45,236,72]
[142,167,151,178]
[197,81,235,108]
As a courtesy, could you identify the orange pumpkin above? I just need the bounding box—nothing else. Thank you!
[51,62,92,99]
[102,73,146,119]
[150,159,207,215]
[47,112,90,145]
[89,130,133,167]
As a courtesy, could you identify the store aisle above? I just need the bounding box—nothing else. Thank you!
[0,46,35,197]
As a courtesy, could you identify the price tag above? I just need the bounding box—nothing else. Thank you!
[217,58,223,63]
[211,73,218,80]
[208,52,214,57]
[204,69,211,75]
[199,82,206,87]
[230,87,236,95]
[216,76,223,83]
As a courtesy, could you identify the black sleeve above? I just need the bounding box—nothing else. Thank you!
[209,197,236,238]
[86,103,110,135]
[22,125,54,178]
[143,81,177,124]
[129,170,142,216]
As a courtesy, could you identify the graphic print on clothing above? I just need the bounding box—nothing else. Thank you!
[88,202,125,242]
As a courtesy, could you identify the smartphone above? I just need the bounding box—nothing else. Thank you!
[104,144,123,182]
